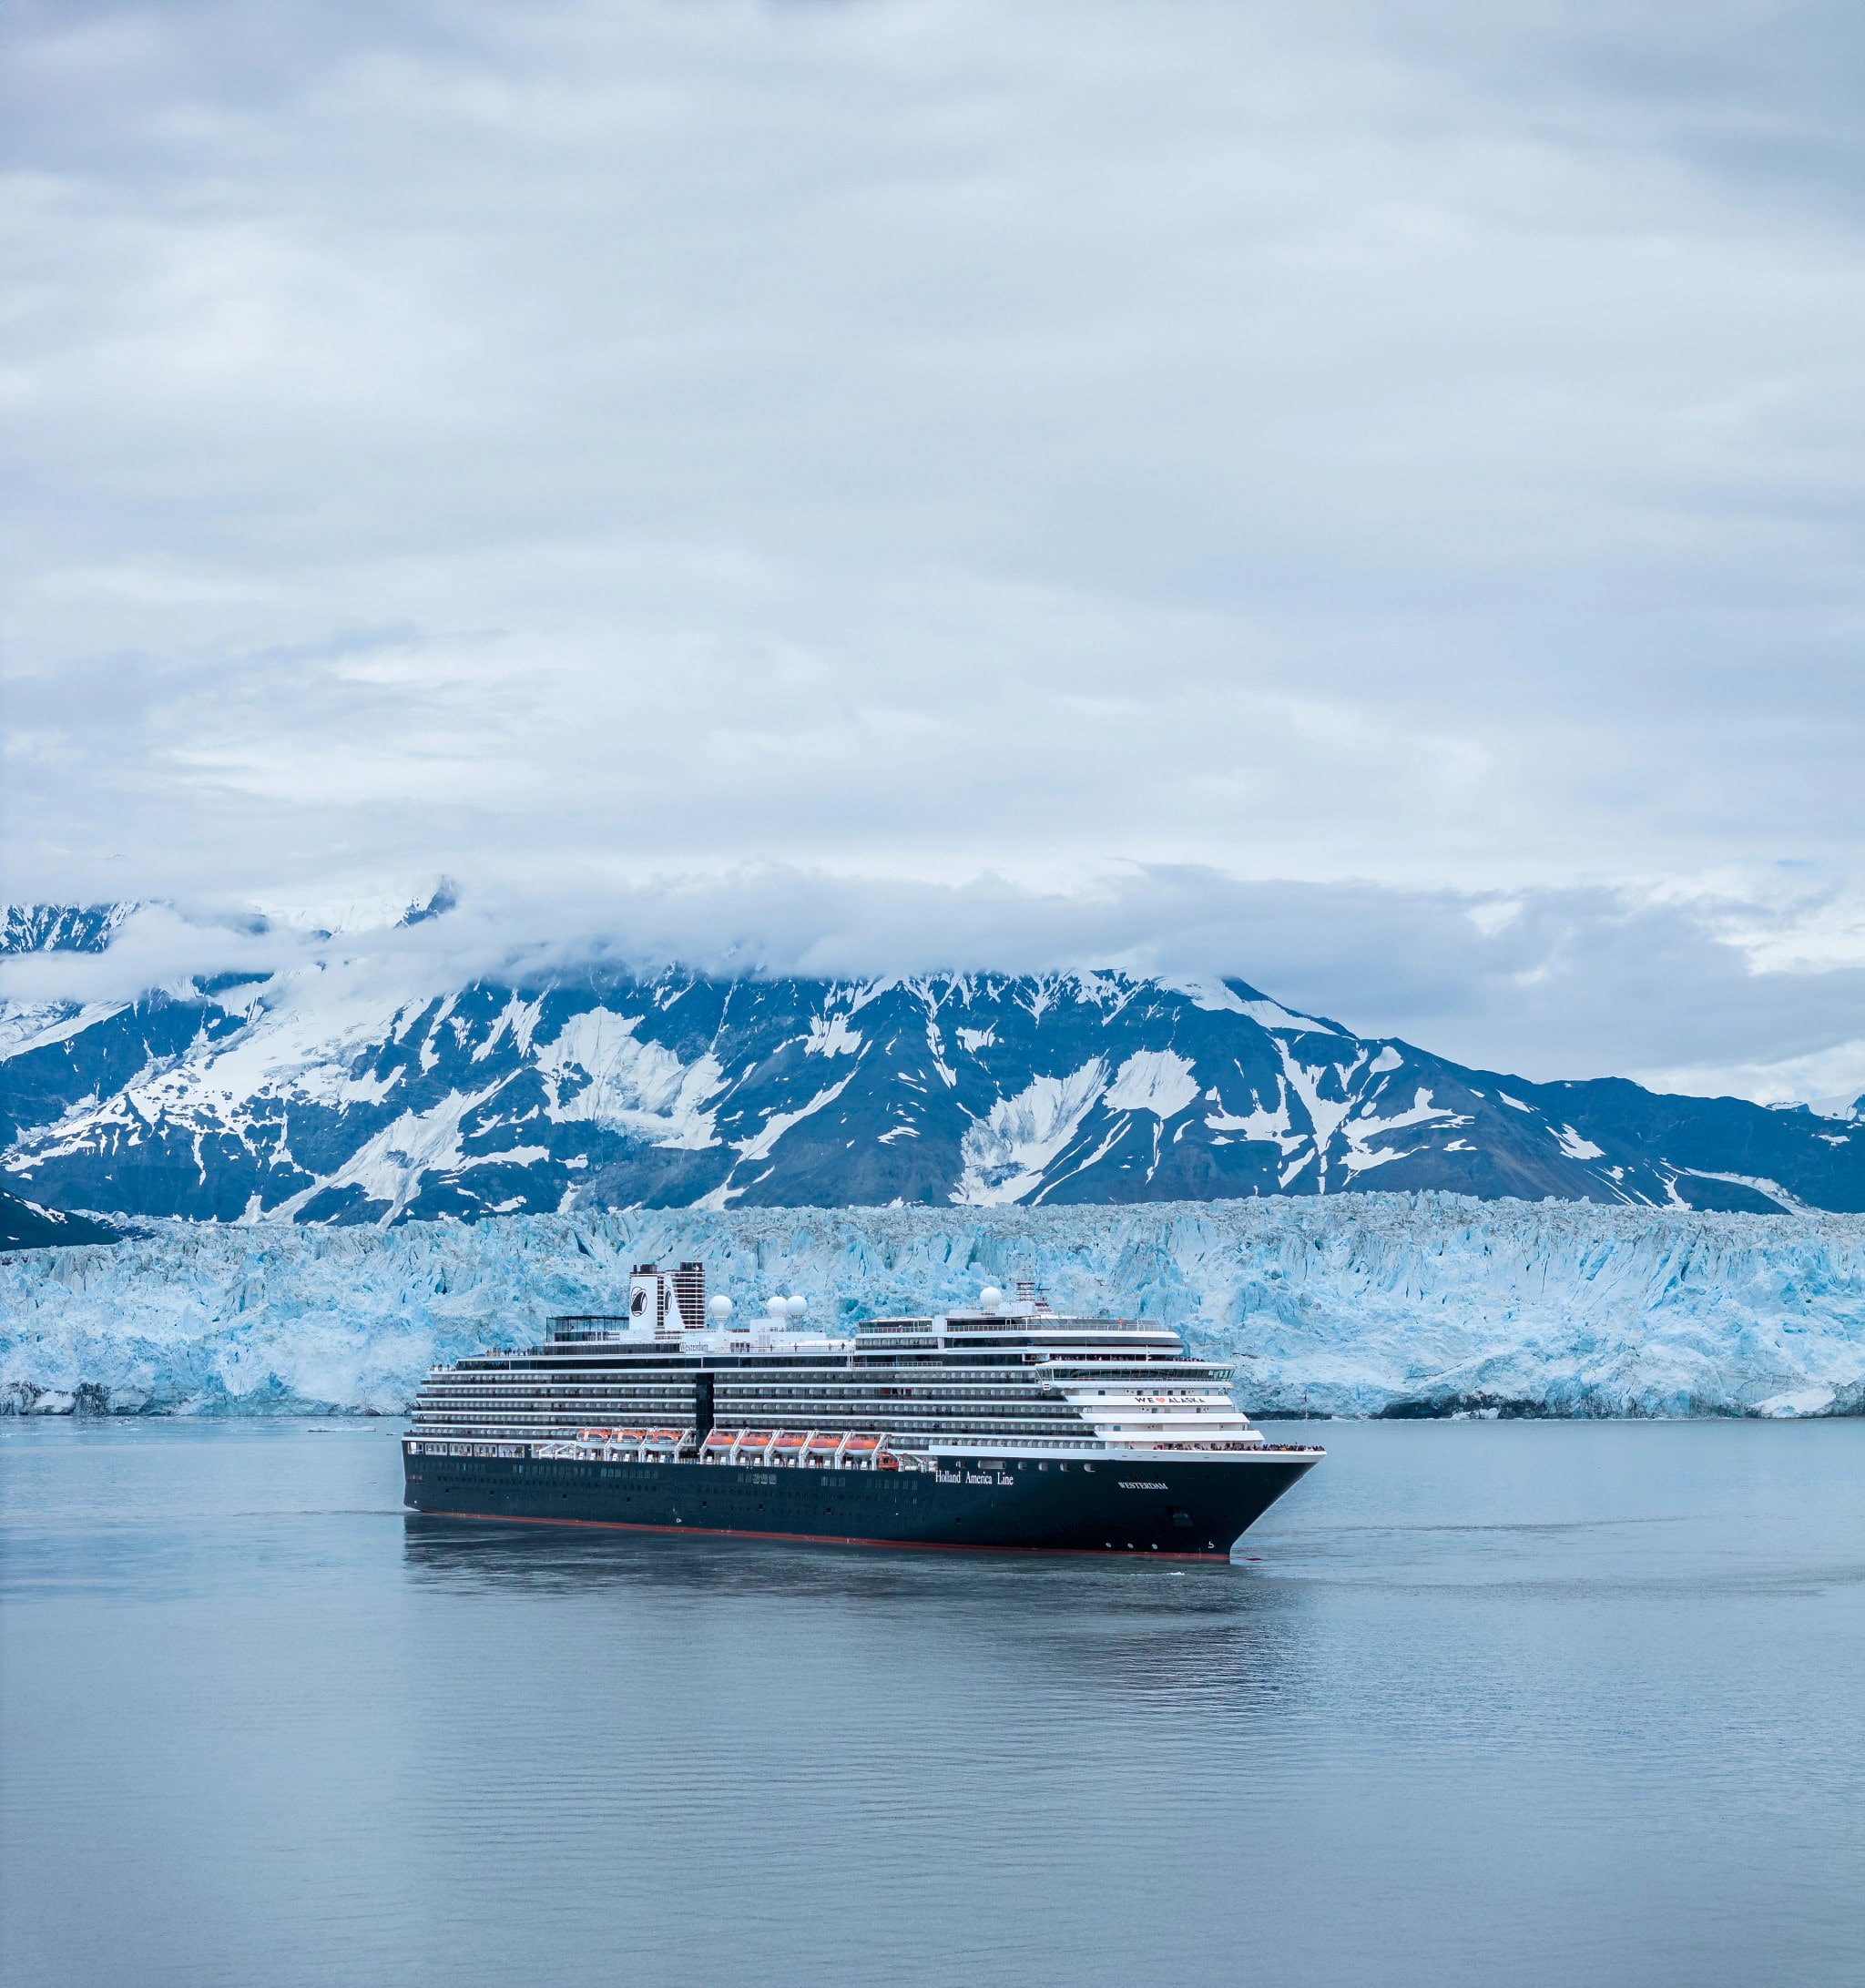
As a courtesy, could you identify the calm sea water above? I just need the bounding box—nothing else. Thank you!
[2,1419,1860,1988]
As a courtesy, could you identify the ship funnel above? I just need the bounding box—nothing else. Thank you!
[630,1259,708,1337]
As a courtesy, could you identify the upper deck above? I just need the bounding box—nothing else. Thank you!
[538,1306,1189,1363]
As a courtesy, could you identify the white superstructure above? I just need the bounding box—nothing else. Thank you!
[409,1268,1270,1465]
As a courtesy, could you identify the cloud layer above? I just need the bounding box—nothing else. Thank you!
[4,1,1861,1096]
[5,876,1862,1107]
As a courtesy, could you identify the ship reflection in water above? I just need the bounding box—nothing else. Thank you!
[400,1511,1292,1704]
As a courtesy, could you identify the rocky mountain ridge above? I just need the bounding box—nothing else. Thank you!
[3,902,1860,1223]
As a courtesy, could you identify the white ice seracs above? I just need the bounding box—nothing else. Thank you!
[2,1192,1862,1421]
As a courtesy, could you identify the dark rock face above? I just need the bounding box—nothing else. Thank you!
[2,950,1860,1223]
[0,1190,118,1250]
[0,903,134,955]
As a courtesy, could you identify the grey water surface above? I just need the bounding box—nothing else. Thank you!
[2,1419,1860,1988]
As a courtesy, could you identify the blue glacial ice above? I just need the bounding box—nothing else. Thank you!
[3,1192,1862,1419]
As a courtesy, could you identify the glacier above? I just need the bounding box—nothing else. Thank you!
[3,1192,1861,1420]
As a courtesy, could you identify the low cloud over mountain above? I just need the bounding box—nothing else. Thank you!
[5,904,1860,1224]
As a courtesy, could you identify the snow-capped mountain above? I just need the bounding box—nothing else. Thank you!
[3,903,1861,1223]
[0,902,135,955]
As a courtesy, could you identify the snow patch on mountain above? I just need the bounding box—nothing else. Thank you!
[195,977,413,1110]
[956,1061,1110,1205]
[472,994,545,1063]
[270,1085,504,1225]
[1666,1167,1812,1217]
[1339,1086,1458,1176]
[1203,1079,1294,1143]
[536,1007,724,1147]
[806,1014,864,1058]
[0,1003,133,1062]
[729,1070,861,1173]
[1106,1049,1199,1118]
[1156,974,1249,1014]
[1241,999,1336,1035]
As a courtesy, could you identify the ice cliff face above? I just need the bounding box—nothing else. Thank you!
[4,1195,1861,1420]
[4,911,1863,1222]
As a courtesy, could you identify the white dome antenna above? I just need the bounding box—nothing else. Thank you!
[767,1294,790,1321]
[708,1295,734,1323]
[786,1294,808,1320]
[979,1285,1003,1312]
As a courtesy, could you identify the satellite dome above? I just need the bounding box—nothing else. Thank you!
[979,1285,1004,1311]
[708,1295,733,1322]
[786,1294,808,1320]
[767,1294,790,1320]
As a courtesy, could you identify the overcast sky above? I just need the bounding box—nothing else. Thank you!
[4,0,1862,1099]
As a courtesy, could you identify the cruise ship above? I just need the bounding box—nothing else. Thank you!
[403,1260,1322,1557]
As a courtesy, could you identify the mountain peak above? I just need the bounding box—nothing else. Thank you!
[1,903,138,956]
[3,964,1860,1225]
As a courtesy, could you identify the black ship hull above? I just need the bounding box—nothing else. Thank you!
[403,1449,1320,1557]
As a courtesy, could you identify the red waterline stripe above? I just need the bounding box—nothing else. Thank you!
[413,1506,1232,1562]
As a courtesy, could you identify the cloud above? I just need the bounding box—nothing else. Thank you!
[5,869,1861,1106]
[3,2,1861,1096]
